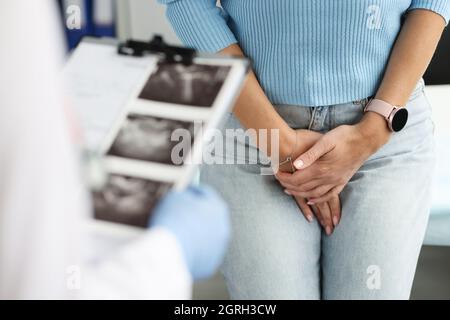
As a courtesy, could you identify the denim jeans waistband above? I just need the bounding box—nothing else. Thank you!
[273,78,427,132]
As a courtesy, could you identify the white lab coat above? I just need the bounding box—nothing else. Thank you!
[0,0,191,299]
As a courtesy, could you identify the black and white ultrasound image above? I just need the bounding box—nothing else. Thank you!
[108,114,194,165]
[93,174,171,228]
[138,62,231,107]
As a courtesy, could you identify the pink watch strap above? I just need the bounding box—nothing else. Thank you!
[364,99,396,119]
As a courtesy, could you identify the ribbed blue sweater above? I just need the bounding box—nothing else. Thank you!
[160,0,450,107]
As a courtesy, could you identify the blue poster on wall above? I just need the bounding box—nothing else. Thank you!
[59,0,116,50]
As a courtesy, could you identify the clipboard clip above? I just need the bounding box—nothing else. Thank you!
[118,35,196,65]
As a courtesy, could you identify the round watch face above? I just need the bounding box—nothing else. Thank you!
[391,108,408,132]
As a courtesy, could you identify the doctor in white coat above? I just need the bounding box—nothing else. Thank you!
[0,0,229,299]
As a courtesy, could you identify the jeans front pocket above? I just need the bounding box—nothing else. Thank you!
[207,113,270,167]
[274,104,313,129]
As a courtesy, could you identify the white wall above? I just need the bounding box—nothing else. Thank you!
[117,0,181,45]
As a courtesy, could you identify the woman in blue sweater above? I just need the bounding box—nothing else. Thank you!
[159,0,450,299]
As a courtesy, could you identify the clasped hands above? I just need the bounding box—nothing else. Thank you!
[274,113,391,235]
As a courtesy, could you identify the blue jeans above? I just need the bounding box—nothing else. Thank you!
[200,80,436,299]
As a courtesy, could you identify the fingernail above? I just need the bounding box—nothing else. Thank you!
[325,226,332,236]
[284,190,292,196]
[307,201,315,205]
[333,216,339,226]
[306,215,313,223]
[294,159,304,169]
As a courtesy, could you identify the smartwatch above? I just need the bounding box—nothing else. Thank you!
[364,99,408,132]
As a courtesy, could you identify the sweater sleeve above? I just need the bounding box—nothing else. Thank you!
[408,0,450,25]
[158,0,237,52]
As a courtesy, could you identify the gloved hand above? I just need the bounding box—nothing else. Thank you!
[150,186,230,280]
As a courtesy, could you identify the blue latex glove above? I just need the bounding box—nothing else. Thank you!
[151,186,230,280]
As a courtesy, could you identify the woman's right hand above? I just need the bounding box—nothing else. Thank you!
[277,128,323,173]
[277,128,341,235]
[292,194,341,235]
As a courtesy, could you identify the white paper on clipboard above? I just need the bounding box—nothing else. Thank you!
[64,38,158,151]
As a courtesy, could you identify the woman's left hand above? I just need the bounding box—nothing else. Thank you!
[276,114,391,204]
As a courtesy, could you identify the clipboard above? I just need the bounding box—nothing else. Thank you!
[64,36,249,238]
